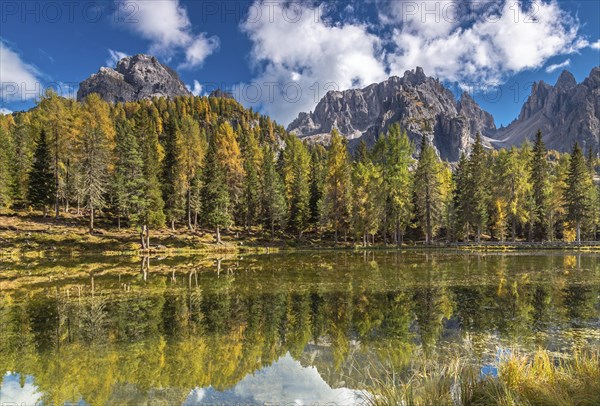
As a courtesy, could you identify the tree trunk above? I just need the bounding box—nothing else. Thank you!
[476,226,481,243]
[117,214,121,231]
[216,226,221,244]
[363,233,367,247]
[89,207,94,233]
[334,229,338,245]
[140,225,147,250]
[187,185,193,231]
[512,218,516,242]
[171,219,175,232]
[146,226,150,250]
[576,222,581,244]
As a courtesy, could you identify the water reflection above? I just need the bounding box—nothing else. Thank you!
[184,353,365,405]
[0,251,598,404]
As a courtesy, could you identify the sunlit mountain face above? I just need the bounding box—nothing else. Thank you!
[1,252,599,404]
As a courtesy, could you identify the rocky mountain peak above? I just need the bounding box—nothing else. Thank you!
[490,67,599,154]
[77,54,191,103]
[555,70,577,90]
[288,67,496,161]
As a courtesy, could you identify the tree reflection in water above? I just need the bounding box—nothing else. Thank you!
[0,251,598,404]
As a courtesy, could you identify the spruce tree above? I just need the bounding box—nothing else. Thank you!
[565,143,593,243]
[28,130,56,216]
[282,134,311,239]
[529,130,550,241]
[135,106,165,248]
[113,118,145,229]
[240,127,261,229]
[414,135,442,244]
[179,117,204,230]
[201,134,232,244]
[0,126,13,209]
[260,145,286,239]
[467,133,490,242]
[309,144,327,226]
[161,116,185,230]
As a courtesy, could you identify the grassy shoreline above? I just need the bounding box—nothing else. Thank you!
[1,214,599,257]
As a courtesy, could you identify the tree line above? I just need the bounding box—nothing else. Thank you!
[0,91,598,245]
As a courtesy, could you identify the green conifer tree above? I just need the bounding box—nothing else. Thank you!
[28,130,56,216]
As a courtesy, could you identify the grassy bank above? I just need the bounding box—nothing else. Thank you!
[1,213,599,257]
[363,347,600,406]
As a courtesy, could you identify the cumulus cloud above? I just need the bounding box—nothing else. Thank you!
[0,40,43,102]
[591,40,600,50]
[114,0,219,68]
[241,0,587,125]
[241,1,387,124]
[0,107,13,115]
[545,59,571,73]
[186,80,203,96]
[106,49,129,67]
[387,0,584,86]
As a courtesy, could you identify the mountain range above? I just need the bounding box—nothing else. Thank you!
[77,55,599,160]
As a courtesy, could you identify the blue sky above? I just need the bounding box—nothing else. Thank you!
[1,0,598,127]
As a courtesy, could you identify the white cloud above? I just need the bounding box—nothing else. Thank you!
[241,2,387,124]
[591,40,600,50]
[186,80,203,96]
[114,0,219,68]
[0,107,13,115]
[180,34,220,69]
[0,40,42,102]
[106,49,129,67]
[387,0,585,86]
[242,0,586,125]
[545,59,571,73]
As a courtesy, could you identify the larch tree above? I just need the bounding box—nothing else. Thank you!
[309,144,327,227]
[565,143,594,243]
[322,129,352,244]
[351,157,383,246]
[240,126,262,229]
[79,94,115,233]
[414,136,443,245]
[28,130,56,216]
[214,122,245,223]
[373,124,413,244]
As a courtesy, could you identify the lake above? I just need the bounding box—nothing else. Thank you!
[1,251,599,405]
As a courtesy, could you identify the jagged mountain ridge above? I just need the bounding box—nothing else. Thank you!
[288,66,600,160]
[77,54,191,103]
[288,67,497,161]
[490,67,600,154]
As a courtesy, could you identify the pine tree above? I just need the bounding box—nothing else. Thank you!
[530,130,550,241]
[322,129,352,244]
[201,133,232,243]
[565,143,594,243]
[260,145,287,239]
[28,130,56,216]
[414,136,443,244]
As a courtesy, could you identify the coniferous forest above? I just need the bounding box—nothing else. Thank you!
[0,90,598,246]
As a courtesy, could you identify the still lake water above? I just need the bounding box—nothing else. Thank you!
[0,251,599,405]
